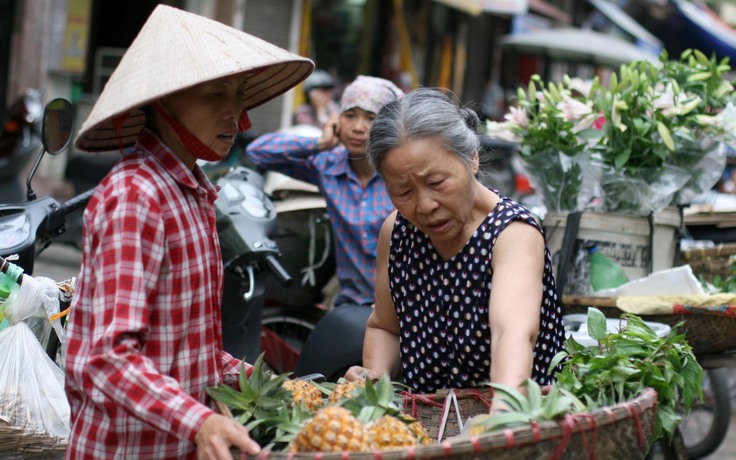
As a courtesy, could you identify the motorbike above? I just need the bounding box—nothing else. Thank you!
[0,89,44,203]
[0,97,91,360]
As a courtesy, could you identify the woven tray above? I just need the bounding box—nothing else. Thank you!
[681,243,736,282]
[245,387,658,459]
[562,296,736,355]
[0,420,66,459]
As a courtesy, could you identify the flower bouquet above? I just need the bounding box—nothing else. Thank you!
[487,49,736,215]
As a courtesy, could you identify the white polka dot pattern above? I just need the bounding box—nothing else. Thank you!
[388,193,565,393]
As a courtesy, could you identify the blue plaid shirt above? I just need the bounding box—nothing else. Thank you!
[247,133,394,306]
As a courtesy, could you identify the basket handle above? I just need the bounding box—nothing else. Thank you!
[436,389,464,442]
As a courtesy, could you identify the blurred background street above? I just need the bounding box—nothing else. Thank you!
[5,0,736,458]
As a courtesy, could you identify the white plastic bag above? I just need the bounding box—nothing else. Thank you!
[4,275,64,349]
[0,272,70,440]
[0,322,70,440]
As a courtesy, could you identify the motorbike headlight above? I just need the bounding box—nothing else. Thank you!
[0,214,30,250]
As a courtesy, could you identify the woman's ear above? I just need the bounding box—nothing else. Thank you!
[470,150,480,175]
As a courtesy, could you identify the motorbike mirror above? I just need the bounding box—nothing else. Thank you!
[42,98,74,155]
[25,98,74,201]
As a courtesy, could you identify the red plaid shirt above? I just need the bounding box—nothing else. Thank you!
[64,129,250,459]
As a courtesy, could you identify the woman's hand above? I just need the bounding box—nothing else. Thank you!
[316,114,341,151]
[195,413,260,460]
[344,366,381,382]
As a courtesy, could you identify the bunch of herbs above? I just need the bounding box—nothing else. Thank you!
[549,308,703,441]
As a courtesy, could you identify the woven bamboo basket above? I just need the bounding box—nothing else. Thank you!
[243,387,658,459]
[681,243,736,283]
[562,295,736,355]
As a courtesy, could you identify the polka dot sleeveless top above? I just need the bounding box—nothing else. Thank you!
[388,193,565,393]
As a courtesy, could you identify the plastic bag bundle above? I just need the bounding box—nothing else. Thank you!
[0,261,69,441]
[0,322,70,440]
[4,274,63,349]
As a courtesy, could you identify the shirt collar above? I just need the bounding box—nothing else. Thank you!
[323,145,380,183]
[136,128,219,201]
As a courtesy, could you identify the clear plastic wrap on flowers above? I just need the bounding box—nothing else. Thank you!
[600,164,691,215]
[520,149,604,213]
[672,137,727,205]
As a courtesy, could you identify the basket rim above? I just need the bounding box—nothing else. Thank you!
[249,387,659,459]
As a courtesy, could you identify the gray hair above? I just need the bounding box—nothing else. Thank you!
[366,88,481,174]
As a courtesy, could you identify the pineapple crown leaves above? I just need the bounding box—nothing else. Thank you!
[205,353,297,447]
[477,379,587,432]
[257,404,314,451]
[549,308,703,441]
[339,375,407,423]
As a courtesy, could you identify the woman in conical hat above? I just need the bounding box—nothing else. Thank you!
[64,5,312,459]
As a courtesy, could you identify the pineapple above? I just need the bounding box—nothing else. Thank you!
[327,378,365,404]
[290,406,373,452]
[282,378,323,411]
[206,354,307,449]
[341,376,430,449]
[367,415,417,450]
[404,415,435,445]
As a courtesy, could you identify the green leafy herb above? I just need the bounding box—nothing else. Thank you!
[550,308,703,441]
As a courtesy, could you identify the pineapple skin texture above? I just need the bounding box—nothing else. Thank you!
[283,379,323,411]
[368,415,419,450]
[291,406,374,452]
[328,380,364,404]
[406,416,435,446]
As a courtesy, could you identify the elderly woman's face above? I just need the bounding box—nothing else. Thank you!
[160,74,248,158]
[382,137,478,249]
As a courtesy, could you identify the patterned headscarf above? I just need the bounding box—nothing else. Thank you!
[340,76,404,115]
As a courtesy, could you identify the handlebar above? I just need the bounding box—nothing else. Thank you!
[264,254,293,287]
[59,188,95,215]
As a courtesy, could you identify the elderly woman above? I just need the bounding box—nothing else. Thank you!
[346,88,565,393]
[64,5,312,459]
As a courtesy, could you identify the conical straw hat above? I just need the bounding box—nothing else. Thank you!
[75,4,314,152]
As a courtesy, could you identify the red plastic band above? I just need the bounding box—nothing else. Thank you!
[442,441,453,456]
[627,401,646,448]
[503,428,516,447]
[471,436,481,453]
[570,413,598,459]
[551,415,574,460]
[530,420,541,443]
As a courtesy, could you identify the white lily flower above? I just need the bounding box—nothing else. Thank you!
[486,120,521,143]
[504,106,529,130]
[556,96,592,122]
